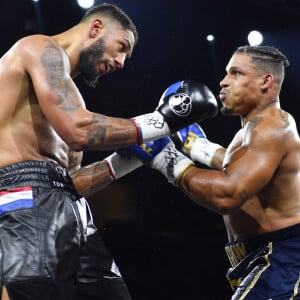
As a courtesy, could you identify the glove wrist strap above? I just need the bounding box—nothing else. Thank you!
[131,111,170,143]
[104,153,142,180]
[152,143,194,185]
[190,139,223,167]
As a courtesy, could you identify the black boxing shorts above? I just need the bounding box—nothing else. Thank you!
[0,160,131,300]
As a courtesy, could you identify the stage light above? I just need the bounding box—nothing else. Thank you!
[32,0,39,2]
[206,34,215,43]
[248,30,263,46]
[77,0,95,9]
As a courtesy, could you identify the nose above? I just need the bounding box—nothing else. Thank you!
[114,53,126,69]
[219,74,228,88]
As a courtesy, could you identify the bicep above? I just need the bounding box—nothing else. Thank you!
[26,38,87,136]
[224,130,284,197]
[180,127,284,213]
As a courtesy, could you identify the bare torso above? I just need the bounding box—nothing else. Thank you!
[0,32,139,197]
[0,37,69,168]
[223,108,300,242]
[178,51,300,243]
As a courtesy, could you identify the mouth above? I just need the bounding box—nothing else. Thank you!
[97,63,111,76]
[104,63,115,74]
[219,90,228,101]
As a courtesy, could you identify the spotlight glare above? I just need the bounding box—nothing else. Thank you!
[248,30,263,46]
[206,34,215,43]
[77,0,95,9]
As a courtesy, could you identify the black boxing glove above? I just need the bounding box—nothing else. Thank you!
[131,80,218,144]
[157,79,218,131]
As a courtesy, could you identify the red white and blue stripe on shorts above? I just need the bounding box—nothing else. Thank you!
[0,186,34,215]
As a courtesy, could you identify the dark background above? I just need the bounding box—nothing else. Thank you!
[1,0,300,299]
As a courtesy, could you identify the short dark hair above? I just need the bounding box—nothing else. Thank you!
[81,3,138,45]
[235,45,290,85]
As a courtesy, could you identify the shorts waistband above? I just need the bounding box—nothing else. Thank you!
[225,223,300,267]
[0,160,75,191]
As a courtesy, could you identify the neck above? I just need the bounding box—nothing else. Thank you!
[52,24,85,77]
[268,99,280,106]
[240,98,280,127]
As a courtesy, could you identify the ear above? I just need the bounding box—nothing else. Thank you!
[89,19,103,38]
[260,74,273,92]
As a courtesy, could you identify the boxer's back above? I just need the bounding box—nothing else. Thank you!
[0,37,69,168]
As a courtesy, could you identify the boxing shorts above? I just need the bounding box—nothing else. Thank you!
[225,223,300,299]
[0,160,131,300]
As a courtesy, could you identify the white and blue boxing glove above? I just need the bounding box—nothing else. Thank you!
[119,137,194,185]
[131,80,218,144]
[172,123,224,168]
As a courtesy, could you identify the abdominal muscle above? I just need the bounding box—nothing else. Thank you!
[224,197,300,242]
[0,118,69,169]
[0,46,71,170]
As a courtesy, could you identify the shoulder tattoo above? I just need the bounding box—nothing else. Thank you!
[248,116,263,131]
[278,110,289,127]
[41,40,81,112]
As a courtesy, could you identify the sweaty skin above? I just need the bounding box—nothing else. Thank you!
[0,16,137,197]
[179,53,300,242]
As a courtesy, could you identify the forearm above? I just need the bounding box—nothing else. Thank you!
[178,166,230,215]
[70,161,113,198]
[71,152,142,198]
[63,80,218,152]
[70,113,139,151]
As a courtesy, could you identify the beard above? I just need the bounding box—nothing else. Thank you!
[78,38,105,87]
[220,105,233,115]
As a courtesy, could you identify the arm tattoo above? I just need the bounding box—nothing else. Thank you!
[107,126,131,147]
[72,162,113,197]
[85,114,131,148]
[41,40,81,112]
[86,114,107,146]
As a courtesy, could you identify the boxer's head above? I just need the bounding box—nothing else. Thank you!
[77,3,138,87]
[80,3,138,45]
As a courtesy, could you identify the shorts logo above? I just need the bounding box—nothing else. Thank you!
[0,186,34,215]
[52,181,65,188]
